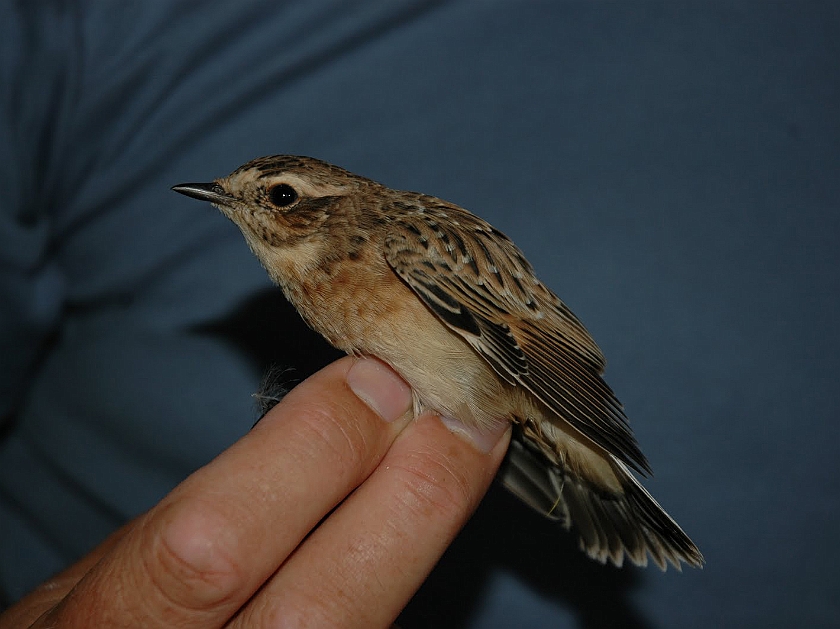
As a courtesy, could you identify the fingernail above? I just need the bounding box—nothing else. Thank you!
[346,358,412,422]
[439,416,510,453]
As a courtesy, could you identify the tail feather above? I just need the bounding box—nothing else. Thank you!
[500,436,703,570]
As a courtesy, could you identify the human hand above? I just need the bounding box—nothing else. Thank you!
[1,356,510,628]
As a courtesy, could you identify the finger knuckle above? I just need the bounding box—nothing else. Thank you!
[148,501,245,613]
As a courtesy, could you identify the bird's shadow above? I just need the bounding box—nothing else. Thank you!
[400,485,649,629]
[191,288,343,388]
[195,289,650,629]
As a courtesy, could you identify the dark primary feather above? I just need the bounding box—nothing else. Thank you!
[384,202,652,476]
[503,431,703,569]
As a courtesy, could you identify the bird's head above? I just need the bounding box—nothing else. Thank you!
[173,155,376,283]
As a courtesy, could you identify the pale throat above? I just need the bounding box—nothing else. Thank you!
[255,237,327,290]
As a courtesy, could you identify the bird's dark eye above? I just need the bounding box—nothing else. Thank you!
[269,183,298,207]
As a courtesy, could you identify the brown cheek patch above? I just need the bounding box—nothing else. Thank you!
[238,210,300,247]
[282,196,337,230]
[249,194,344,247]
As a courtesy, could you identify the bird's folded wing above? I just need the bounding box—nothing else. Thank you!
[384,211,651,475]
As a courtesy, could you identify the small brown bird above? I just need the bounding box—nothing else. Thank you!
[173,156,702,570]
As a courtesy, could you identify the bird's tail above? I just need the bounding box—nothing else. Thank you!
[500,435,704,570]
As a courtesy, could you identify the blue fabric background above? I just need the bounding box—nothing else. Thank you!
[1,2,838,627]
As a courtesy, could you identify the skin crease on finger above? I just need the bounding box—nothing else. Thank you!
[230,412,511,629]
[4,357,428,629]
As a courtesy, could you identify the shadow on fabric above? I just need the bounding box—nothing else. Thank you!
[191,288,343,390]
[400,484,649,629]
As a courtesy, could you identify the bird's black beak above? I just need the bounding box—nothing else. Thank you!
[171,182,233,205]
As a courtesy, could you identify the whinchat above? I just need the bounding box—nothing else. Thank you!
[174,156,702,570]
